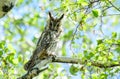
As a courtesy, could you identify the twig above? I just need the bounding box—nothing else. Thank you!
[104,14,120,16]
[70,5,89,56]
[107,0,120,12]
[99,1,104,35]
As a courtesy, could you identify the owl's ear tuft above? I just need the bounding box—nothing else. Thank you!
[48,12,54,21]
[58,14,64,21]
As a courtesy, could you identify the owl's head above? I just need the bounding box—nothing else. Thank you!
[47,12,64,32]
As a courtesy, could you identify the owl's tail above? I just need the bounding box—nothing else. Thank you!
[24,59,35,71]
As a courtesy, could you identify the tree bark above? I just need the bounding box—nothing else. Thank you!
[18,56,120,79]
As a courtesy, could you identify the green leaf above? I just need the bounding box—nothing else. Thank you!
[0,50,3,57]
[62,45,66,56]
[87,62,92,66]
[92,9,100,17]
[89,52,94,57]
[84,51,94,59]
[100,73,108,79]
[105,39,112,44]
[69,65,79,75]
[0,41,5,49]
[97,39,103,45]
[92,73,98,79]
[115,47,120,53]
[84,50,90,59]
[98,44,106,51]
[18,55,23,62]
[82,2,88,6]
[63,30,73,40]
[6,53,15,64]
[117,39,120,43]
[112,32,117,38]
[98,56,103,61]
[112,61,119,64]
[12,58,19,65]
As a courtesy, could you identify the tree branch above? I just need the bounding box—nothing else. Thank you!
[53,57,120,68]
[107,0,120,12]
[17,67,48,79]
[17,56,53,79]
[18,56,120,79]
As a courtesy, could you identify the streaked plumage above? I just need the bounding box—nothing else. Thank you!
[24,12,64,71]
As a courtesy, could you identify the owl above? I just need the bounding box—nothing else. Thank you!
[24,12,64,71]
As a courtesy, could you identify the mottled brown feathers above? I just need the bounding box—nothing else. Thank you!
[24,12,64,71]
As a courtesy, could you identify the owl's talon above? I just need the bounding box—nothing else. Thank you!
[49,54,56,61]
[30,67,39,72]
[52,55,56,61]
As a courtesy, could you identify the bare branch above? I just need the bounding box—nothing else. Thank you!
[104,14,120,16]
[53,57,120,68]
[107,0,120,12]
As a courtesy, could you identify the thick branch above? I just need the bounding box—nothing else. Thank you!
[18,56,53,79]
[53,57,120,68]
[17,67,48,79]
[18,56,120,79]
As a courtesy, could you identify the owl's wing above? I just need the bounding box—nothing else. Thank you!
[37,30,52,47]
[24,46,48,71]
[24,31,51,71]
[36,31,45,47]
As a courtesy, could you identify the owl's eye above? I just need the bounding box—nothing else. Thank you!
[57,24,59,27]
[50,22,52,26]
[55,29,58,32]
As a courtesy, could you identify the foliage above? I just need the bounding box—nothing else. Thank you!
[0,0,120,79]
